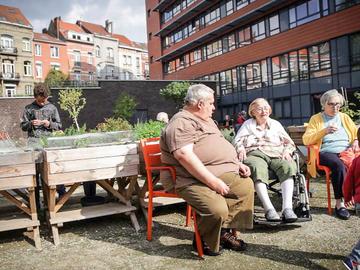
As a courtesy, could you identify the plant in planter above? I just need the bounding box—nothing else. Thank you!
[159,81,191,109]
[133,120,165,140]
[113,93,137,121]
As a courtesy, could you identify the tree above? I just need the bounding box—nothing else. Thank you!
[113,93,137,120]
[159,81,191,109]
[341,91,360,124]
[45,69,67,88]
[58,88,86,131]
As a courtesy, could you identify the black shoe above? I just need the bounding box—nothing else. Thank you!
[335,207,350,220]
[192,236,223,256]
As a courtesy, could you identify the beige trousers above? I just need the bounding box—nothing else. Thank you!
[177,172,254,252]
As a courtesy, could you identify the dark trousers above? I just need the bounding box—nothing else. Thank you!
[319,152,346,199]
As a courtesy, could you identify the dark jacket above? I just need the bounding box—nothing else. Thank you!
[20,101,62,138]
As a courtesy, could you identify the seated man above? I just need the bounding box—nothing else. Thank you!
[160,84,254,256]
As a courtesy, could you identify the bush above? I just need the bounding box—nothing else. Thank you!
[159,81,191,109]
[96,118,132,132]
[133,120,165,140]
[63,124,87,136]
[113,93,137,120]
[45,69,67,88]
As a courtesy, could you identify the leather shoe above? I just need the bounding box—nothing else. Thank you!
[335,207,350,220]
[220,231,247,251]
[192,236,223,256]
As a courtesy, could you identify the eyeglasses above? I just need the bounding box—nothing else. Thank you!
[327,102,341,107]
[255,107,270,112]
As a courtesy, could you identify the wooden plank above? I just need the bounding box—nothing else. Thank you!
[45,144,138,162]
[0,175,36,190]
[0,191,31,216]
[0,163,35,178]
[0,217,39,232]
[0,151,34,166]
[45,165,139,185]
[141,197,186,208]
[49,202,136,224]
[48,154,139,174]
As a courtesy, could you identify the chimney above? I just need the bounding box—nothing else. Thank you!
[54,16,61,39]
[105,19,113,34]
[42,28,47,34]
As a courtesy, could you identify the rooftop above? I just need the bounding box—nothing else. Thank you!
[0,4,32,27]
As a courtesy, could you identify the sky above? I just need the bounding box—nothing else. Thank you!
[1,0,147,43]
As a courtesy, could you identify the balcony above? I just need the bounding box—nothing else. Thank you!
[0,72,20,81]
[106,57,115,63]
[74,61,81,67]
[0,46,18,55]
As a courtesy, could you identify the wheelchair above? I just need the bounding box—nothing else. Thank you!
[253,152,312,226]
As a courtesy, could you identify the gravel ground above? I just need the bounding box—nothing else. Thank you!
[0,178,359,270]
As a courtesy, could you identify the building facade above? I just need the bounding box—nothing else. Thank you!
[0,5,34,97]
[47,17,96,82]
[33,32,68,82]
[146,0,360,125]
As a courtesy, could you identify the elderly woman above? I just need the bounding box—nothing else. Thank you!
[233,98,298,223]
[303,89,358,220]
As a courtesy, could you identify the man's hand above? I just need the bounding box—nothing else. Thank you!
[282,152,293,162]
[42,119,50,128]
[31,119,42,126]
[210,178,229,196]
[239,163,251,177]
[237,148,247,162]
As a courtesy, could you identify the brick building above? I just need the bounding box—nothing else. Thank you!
[146,0,360,125]
[0,5,34,97]
[33,32,68,82]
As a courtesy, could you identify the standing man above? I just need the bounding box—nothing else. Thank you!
[20,83,65,197]
[160,84,254,256]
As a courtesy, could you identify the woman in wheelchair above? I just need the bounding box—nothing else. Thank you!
[233,98,298,223]
[303,89,358,220]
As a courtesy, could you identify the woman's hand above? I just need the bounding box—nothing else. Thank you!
[238,149,247,162]
[324,124,338,134]
[239,163,251,177]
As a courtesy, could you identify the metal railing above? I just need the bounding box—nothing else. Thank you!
[0,72,20,80]
[0,46,18,54]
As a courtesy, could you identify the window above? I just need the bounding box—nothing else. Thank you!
[206,40,222,59]
[50,62,60,70]
[5,85,16,97]
[127,56,132,66]
[24,61,32,76]
[190,48,202,65]
[309,42,331,78]
[89,72,94,81]
[225,0,234,15]
[95,46,100,57]
[25,85,33,96]
[274,98,291,118]
[269,14,280,36]
[88,52,93,64]
[223,33,236,53]
[74,51,81,67]
[350,33,360,71]
[1,35,14,48]
[23,38,31,51]
[251,20,266,42]
[238,26,251,47]
[289,51,299,81]
[219,70,233,95]
[289,0,321,28]
[35,44,41,56]
[35,62,42,78]
[272,54,289,85]
[335,0,360,11]
[50,46,59,58]
[123,55,127,65]
[236,0,250,10]
[107,48,114,60]
[136,57,140,67]
[246,62,262,90]
[74,71,81,81]
[298,48,309,80]
[2,59,14,77]
[204,7,220,26]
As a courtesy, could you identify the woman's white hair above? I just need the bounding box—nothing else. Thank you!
[184,84,214,106]
[248,98,272,118]
[320,89,345,109]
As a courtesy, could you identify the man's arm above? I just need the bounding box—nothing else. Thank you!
[20,108,32,132]
[173,143,229,195]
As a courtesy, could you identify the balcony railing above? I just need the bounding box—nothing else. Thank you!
[0,46,18,55]
[106,57,115,63]
[74,61,81,67]
[50,80,99,88]
[0,72,20,80]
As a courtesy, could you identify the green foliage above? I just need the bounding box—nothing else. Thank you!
[159,81,191,108]
[45,69,67,88]
[96,117,132,132]
[63,124,87,136]
[133,120,165,140]
[113,93,137,120]
[58,88,86,131]
[341,91,360,123]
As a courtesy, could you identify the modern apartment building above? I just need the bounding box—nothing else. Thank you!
[47,17,96,82]
[33,32,68,82]
[146,0,360,125]
[0,5,34,97]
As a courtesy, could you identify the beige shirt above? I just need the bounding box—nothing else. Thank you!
[160,110,240,190]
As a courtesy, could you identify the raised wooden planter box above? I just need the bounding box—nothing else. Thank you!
[0,151,41,249]
[287,125,306,146]
[41,143,140,245]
